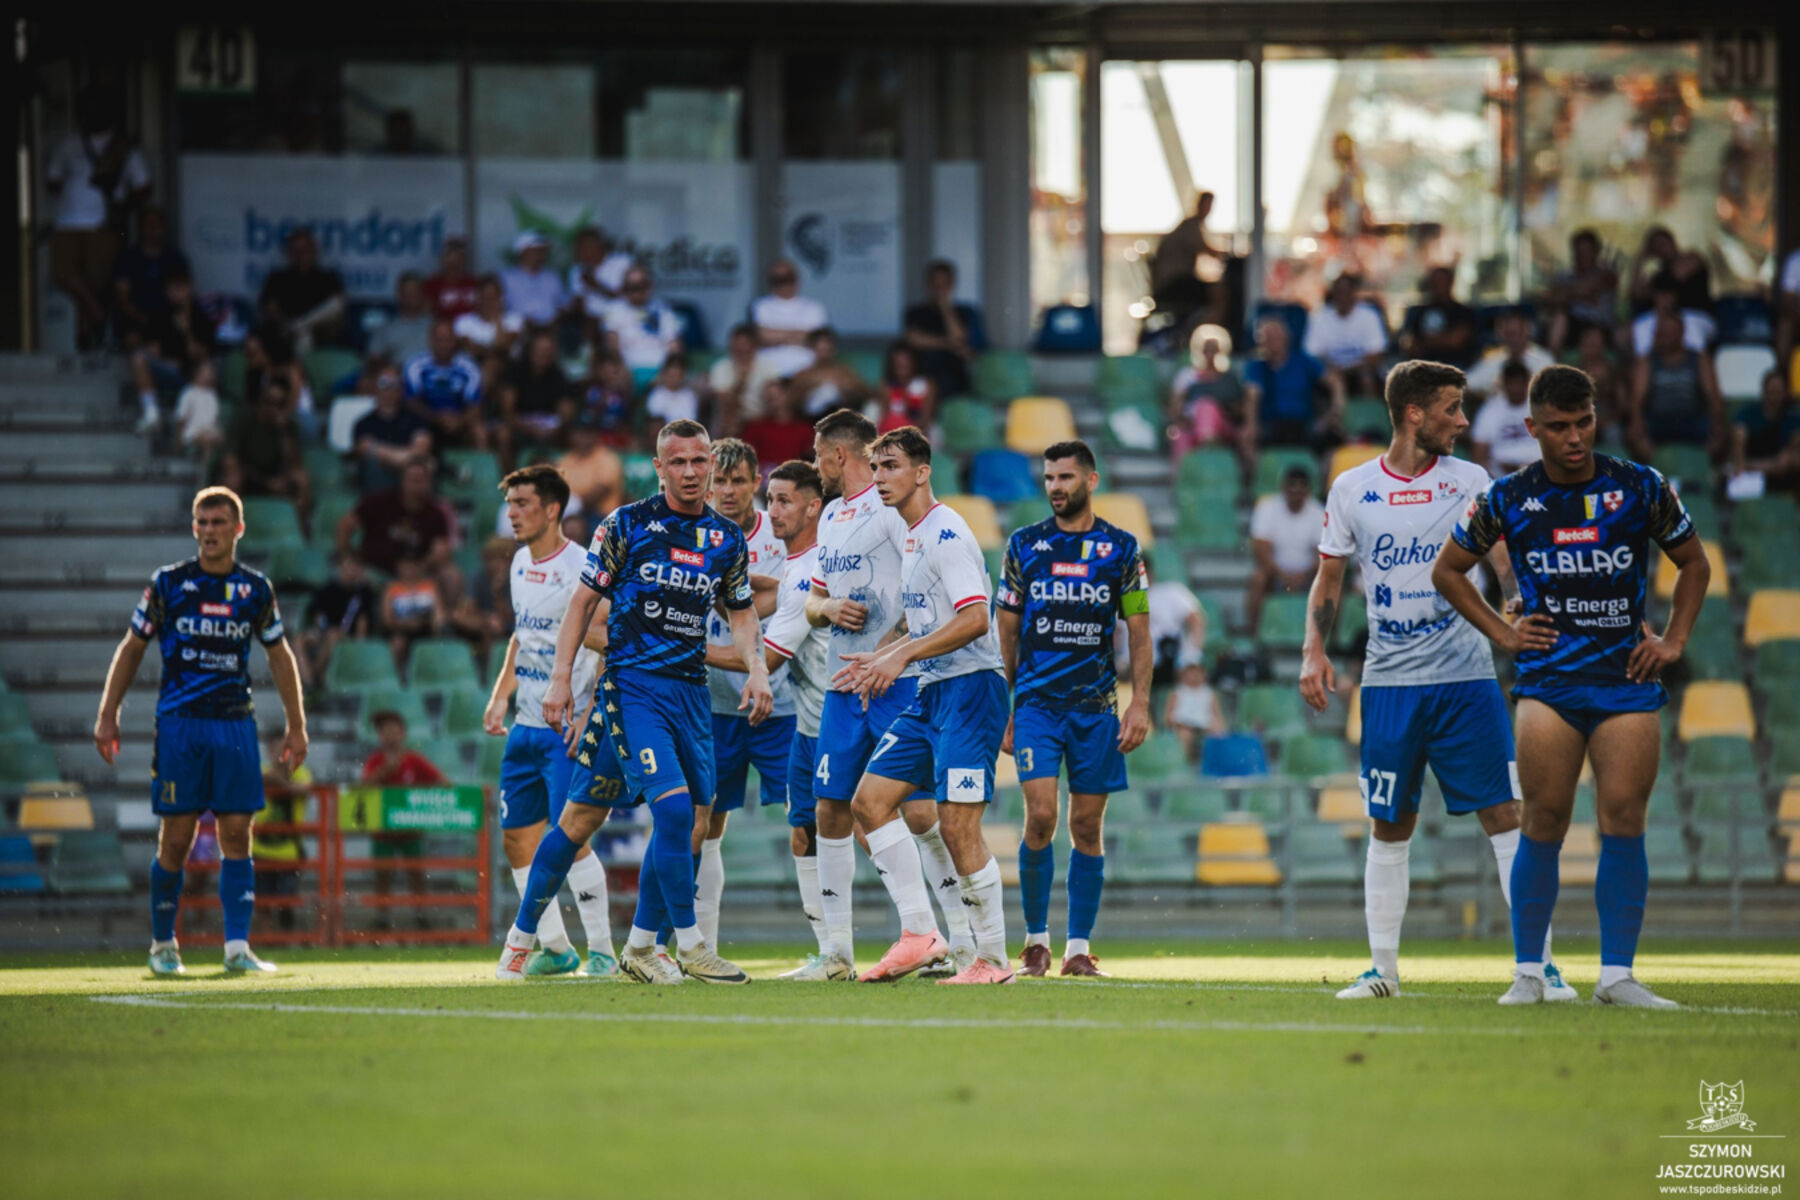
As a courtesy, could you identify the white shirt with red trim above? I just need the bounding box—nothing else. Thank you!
[706,509,792,717]
[1319,454,1496,687]
[899,500,1004,685]
[813,482,919,691]
[763,543,828,736]
[509,540,601,728]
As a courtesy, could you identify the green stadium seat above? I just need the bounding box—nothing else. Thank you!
[1687,789,1762,824]
[1129,733,1191,788]
[720,830,790,886]
[1148,544,1190,587]
[623,454,659,500]
[939,398,1000,453]
[1732,495,1798,541]
[303,347,362,401]
[1331,593,1366,654]
[1115,825,1196,883]
[267,544,333,592]
[1651,444,1712,487]
[1681,736,1758,784]
[973,351,1033,401]
[487,640,512,684]
[1281,734,1348,780]
[358,688,431,741]
[1105,789,1151,824]
[1237,685,1308,739]
[1177,447,1239,494]
[1258,594,1309,649]
[441,686,493,740]
[0,741,62,788]
[238,497,305,556]
[1757,640,1800,683]
[408,638,479,693]
[1095,355,1159,411]
[415,738,471,781]
[1407,837,1442,886]
[218,347,248,402]
[1175,507,1242,554]
[305,444,350,493]
[1645,827,1691,884]
[1737,531,1800,591]
[325,639,401,695]
[839,349,884,387]
[0,692,36,741]
[1237,786,1293,821]
[1680,494,1723,540]
[442,450,503,507]
[312,490,359,553]
[1768,736,1800,778]
[1342,397,1389,439]
[1287,823,1360,884]
[477,735,507,783]
[1254,448,1318,498]
[1162,788,1227,822]
[1694,825,1780,884]
[47,830,131,895]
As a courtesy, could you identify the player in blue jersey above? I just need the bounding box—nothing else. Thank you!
[93,487,308,977]
[995,440,1152,978]
[497,418,772,986]
[1435,365,1711,1008]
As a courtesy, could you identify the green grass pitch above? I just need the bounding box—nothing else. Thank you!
[3,939,1795,1199]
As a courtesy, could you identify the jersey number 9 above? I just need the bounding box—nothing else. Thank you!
[640,748,658,775]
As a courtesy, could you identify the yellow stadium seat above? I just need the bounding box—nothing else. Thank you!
[1559,822,1600,886]
[1315,784,1366,829]
[1655,540,1726,600]
[1005,397,1077,456]
[1678,681,1756,741]
[1346,688,1362,745]
[938,494,1003,550]
[993,747,1020,791]
[19,794,94,834]
[1327,443,1384,488]
[1092,493,1155,548]
[1744,590,1800,646]
[1196,822,1282,885]
[984,822,1022,885]
[1776,788,1800,828]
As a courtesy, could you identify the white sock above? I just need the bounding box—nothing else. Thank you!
[818,835,856,962]
[865,820,938,937]
[505,925,534,951]
[1517,960,1546,980]
[140,390,158,416]
[794,855,828,952]
[1598,964,1633,988]
[564,854,614,958]
[626,925,657,951]
[1364,838,1411,980]
[151,938,178,952]
[695,836,724,949]
[1025,931,1050,949]
[223,938,249,959]
[673,924,704,952]
[1490,829,1554,964]
[513,865,572,954]
[959,857,1007,966]
[1064,937,1090,960]
[913,822,974,948]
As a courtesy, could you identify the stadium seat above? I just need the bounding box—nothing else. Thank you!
[0,743,64,790]
[217,346,248,402]
[408,638,480,693]
[1315,784,1365,828]
[1768,737,1800,779]
[312,490,359,550]
[974,351,1034,401]
[1714,344,1777,404]
[268,544,333,592]
[476,735,507,784]
[982,547,1005,585]
[966,449,1038,507]
[1558,822,1601,886]
[1004,398,1077,457]
[1254,448,1317,498]
[1162,789,1227,822]
[18,792,93,832]
[1342,397,1390,440]
[305,444,350,493]
[1280,735,1348,780]
[439,687,491,740]
[1650,445,1712,488]
[413,738,469,781]
[1327,443,1383,488]
[1288,823,1360,884]
[1688,788,1761,824]
[1236,685,1308,739]
[326,395,378,453]
[1196,822,1281,886]
[1654,540,1726,601]
[1738,531,1800,591]
[441,450,503,508]
[1095,355,1160,411]
[1681,596,1740,678]
[48,830,131,895]
[1332,592,1366,655]
[0,692,36,741]
[1237,785,1293,822]
[1092,494,1154,548]
[1777,787,1800,830]
[1178,447,1239,495]
[1733,495,1798,541]
[1115,825,1196,884]
[1105,789,1151,824]
[940,495,1003,550]
[1129,733,1191,789]
[837,349,883,385]
[1200,734,1269,778]
[358,688,431,742]
[0,834,45,894]
[940,399,1001,454]
[1645,827,1691,885]
[1682,736,1758,784]
[1677,681,1756,741]
[239,497,305,556]
[303,347,362,402]
[1034,304,1101,354]
[623,454,659,500]
[1694,824,1779,885]
[325,639,401,694]
[1175,507,1242,554]
[1681,494,1723,540]
[721,828,790,885]
[1713,295,1773,345]
[1258,594,1309,649]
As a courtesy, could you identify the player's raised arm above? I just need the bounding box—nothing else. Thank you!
[483,635,519,735]
[1298,556,1348,711]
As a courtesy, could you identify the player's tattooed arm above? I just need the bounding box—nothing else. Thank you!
[1298,555,1347,712]
[804,580,868,632]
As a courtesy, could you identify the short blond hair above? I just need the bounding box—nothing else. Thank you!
[192,486,243,523]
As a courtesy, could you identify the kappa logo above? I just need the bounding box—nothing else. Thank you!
[1553,527,1600,545]
[181,579,199,592]
[1522,497,1547,513]
[949,768,983,795]
[1032,539,1053,551]
[647,520,667,533]
[1390,490,1432,506]
[938,528,958,543]
[1361,491,1383,504]
[1687,1081,1756,1133]
[939,877,957,890]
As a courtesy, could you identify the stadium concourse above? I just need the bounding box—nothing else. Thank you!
[0,347,1797,949]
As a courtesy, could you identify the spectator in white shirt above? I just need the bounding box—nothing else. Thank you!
[705,323,761,435]
[501,232,567,331]
[750,259,828,379]
[454,273,524,394]
[1465,310,1556,399]
[643,354,700,442]
[1246,465,1324,636]
[600,266,684,389]
[1630,273,1716,359]
[44,86,151,350]
[567,226,634,321]
[1469,360,1540,477]
[1303,273,1387,397]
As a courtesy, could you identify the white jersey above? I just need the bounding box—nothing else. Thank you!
[812,482,919,690]
[763,543,829,737]
[509,540,600,728]
[1319,455,1496,688]
[706,510,792,717]
[899,501,1004,685]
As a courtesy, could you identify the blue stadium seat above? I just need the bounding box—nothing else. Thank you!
[1034,304,1101,354]
[0,834,44,894]
[668,299,711,351]
[967,449,1039,508]
[1712,295,1773,346]
[1200,734,1270,778]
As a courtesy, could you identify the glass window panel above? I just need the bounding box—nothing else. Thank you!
[1030,47,1088,313]
[473,64,594,159]
[341,62,461,155]
[593,50,748,161]
[784,51,902,159]
[938,47,980,160]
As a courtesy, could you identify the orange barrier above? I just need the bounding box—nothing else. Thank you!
[175,783,337,947]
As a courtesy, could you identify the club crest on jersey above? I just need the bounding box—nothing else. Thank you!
[1554,527,1600,545]
[1080,539,1113,560]
[1603,490,1623,513]
[1390,490,1432,505]
[670,548,704,566]
[229,582,256,600]
[697,528,723,549]
[201,602,232,616]
[1052,562,1091,578]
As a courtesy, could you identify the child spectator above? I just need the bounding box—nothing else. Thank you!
[1164,658,1225,763]
[382,555,444,667]
[878,341,936,434]
[644,353,700,441]
[174,361,223,461]
[1168,324,1249,469]
[359,710,446,930]
[298,552,378,686]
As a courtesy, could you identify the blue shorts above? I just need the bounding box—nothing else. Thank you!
[786,732,819,828]
[150,715,264,817]
[564,707,630,809]
[601,668,715,806]
[867,671,1009,804]
[1012,705,1129,795]
[1513,678,1667,740]
[1359,681,1516,822]
[814,678,923,805]
[498,723,577,829]
[710,712,796,812]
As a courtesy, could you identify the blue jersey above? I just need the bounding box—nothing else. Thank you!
[996,516,1148,713]
[129,559,285,719]
[581,494,753,682]
[403,351,483,412]
[1452,454,1695,687]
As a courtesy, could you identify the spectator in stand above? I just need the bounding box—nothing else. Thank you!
[1164,657,1226,763]
[567,226,633,322]
[424,235,479,321]
[403,319,484,450]
[45,85,150,350]
[788,327,872,417]
[1245,465,1324,637]
[382,554,445,665]
[1303,272,1387,397]
[576,350,636,449]
[174,361,224,462]
[359,710,444,928]
[1168,324,1251,470]
[129,270,215,435]
[455,273,524,396]
[352,368,433,492]
[1399,266,1478,368]
[369,272,433,365]
[1574,324,1629,440]
[1246,317,1341,449]
[1733,369,1800,496]
[1628,312,1726,464]
[1547,228,1620,354]
[643,353,700,442]
[446,535,517,660]
[903,258,987,398]
[220,376,311,522]
[1149,192,1230,346]
[496,329,573,469]
[877,341,936,434]
[741,377,815,471]
[558,410,624,531]
[1776,246,1800,381]
[339,455,453,579]
[500,231,566,333]
[1631,273,1716,358]
[751,258,828,379]
[705,323,760,434]
[1469,360,1540,477]
[258,227,346,353]
[1465,309,1555,400]
[112,206,188,348]
[601,266,684,390]
[1628,226,1711,317]
[296,551,377,685]
[1145,575,1206,686]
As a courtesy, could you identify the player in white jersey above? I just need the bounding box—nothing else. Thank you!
[482,466,616,980]
[804,410,976,980]
[1300,361,1573,1000]
[836,427,1015,985]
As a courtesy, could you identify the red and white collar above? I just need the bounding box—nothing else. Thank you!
[908,502,944,530]
[1379,455,1438,483]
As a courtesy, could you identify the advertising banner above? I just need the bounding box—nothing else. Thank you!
[338,786,485,832]
[780,162,902,336]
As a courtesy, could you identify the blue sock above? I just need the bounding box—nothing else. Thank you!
[647,793,697,930]
[516,826,580,935]
[1066,849,1105,942]
[633,845,668,933]
[1596,833,1648,969]
[219,857,255,944]
[1018,841,1054,935]
[1510,834,1561,964]
[657,850,702,947]
[150,859,183,942]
